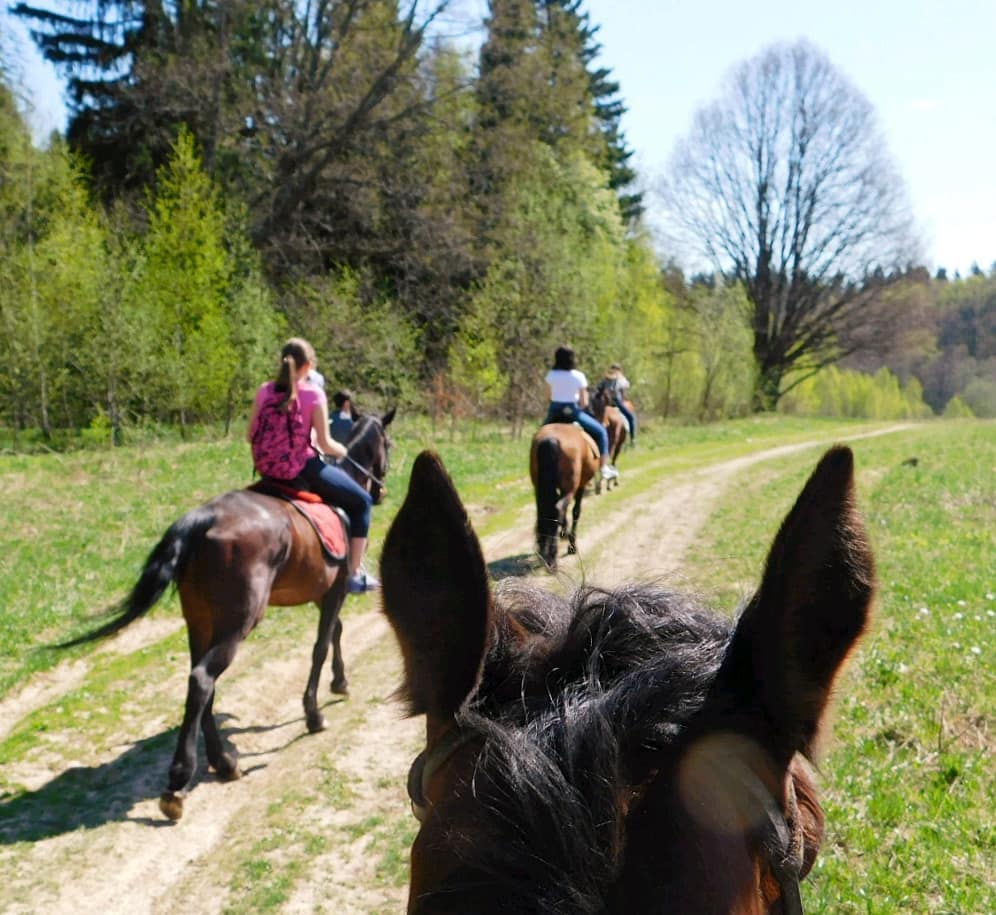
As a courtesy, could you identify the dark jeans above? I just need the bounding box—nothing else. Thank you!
[615,400,636,440]
[545,402,609,457]
[299,455,373,537]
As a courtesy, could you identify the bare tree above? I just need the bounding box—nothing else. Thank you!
[658,40,919,409]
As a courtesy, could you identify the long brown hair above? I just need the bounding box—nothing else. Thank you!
[274,337,315,411]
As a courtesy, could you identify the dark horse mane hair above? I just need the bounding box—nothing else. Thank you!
[441,579,735,914]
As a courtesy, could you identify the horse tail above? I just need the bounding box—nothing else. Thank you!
[534,437,561,557]
[59,506,216,647]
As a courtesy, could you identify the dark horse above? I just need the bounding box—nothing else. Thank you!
[381,446,874,913]
[529,422,600,569]
[589,388,627,487]
[66,409,394,821]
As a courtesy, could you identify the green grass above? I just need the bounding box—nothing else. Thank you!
[682,420,995,913]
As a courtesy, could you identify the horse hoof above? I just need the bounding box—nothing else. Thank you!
[307,712,327,734]
[159,791,184,821]
[215,760,242,782]
[210,753,241,781]
[330,680,349,696]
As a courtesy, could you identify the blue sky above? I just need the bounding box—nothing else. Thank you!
[5,0,994,275]
[582,0,996,275]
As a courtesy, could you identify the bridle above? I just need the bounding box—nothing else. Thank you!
[752,769,805,915]
[405,727,805,914]
[406,726,478,823]
[339,416,390,495]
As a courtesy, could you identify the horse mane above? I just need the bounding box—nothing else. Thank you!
[434,580,734,913]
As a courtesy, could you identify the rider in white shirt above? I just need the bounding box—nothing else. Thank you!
[544,345,618,481]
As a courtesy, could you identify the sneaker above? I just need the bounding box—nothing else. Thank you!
[347,571,381,594]
[600,465,619,481]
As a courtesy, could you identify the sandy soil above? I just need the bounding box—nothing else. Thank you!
[0,428,907,914]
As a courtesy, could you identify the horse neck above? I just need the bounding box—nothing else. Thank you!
[345,418,383,477]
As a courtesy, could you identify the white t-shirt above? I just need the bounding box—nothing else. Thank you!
[546,368,588,403]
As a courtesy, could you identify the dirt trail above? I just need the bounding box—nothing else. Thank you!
[0,428,908,914]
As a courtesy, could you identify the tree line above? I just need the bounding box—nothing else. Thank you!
[1,4,992,448]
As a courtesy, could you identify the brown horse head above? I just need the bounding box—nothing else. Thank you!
[344,407,395,504]
[381,447,874,913]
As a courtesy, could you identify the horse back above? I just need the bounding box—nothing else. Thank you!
[178,490,334,613]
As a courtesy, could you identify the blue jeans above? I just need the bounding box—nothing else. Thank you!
[545,403,609,457]
[615,400,636,441]
[300,456,373,537]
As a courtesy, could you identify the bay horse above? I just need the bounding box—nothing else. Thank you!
[529,422,600,570]
[589,388,628,486]
[381,446,874,913]
[65,409,394,820]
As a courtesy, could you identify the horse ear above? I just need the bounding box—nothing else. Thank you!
[714,446,875,761]
[380,450,491,722]
[381,406,396,427]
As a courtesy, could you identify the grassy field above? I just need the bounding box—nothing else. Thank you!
[0,415,992,912]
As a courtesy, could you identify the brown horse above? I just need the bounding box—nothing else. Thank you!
[530,422,600,569]
[381,447,874,914]
[65,409,394,820]
[589,389,627,486]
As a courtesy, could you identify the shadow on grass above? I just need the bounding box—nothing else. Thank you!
[0,704,344,841]
[488,552,544,580]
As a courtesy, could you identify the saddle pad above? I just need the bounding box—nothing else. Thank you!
[248,480,348,563]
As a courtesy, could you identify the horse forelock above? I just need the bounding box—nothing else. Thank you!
[431,583,733,911]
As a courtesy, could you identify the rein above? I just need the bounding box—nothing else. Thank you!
[339,453,386,490]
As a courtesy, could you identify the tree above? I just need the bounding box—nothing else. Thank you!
[658,40,918,410]
[14,1,454,277]
[567,1,643,222]
[683,280,754,419]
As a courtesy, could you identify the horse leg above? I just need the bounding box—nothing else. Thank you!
[304,575,348,733]
[160,636,241,821]
[555,493,572,540]
[201,687,240,782]
[567,488,586,554]
[329,615,348,695]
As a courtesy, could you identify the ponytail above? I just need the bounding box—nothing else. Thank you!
[273,337,314,412]
[275,356,299,412]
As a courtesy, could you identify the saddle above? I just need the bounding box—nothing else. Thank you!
[545,410,600,462]
[248,479,349,563]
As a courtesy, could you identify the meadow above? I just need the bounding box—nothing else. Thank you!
[0,415,992,913]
